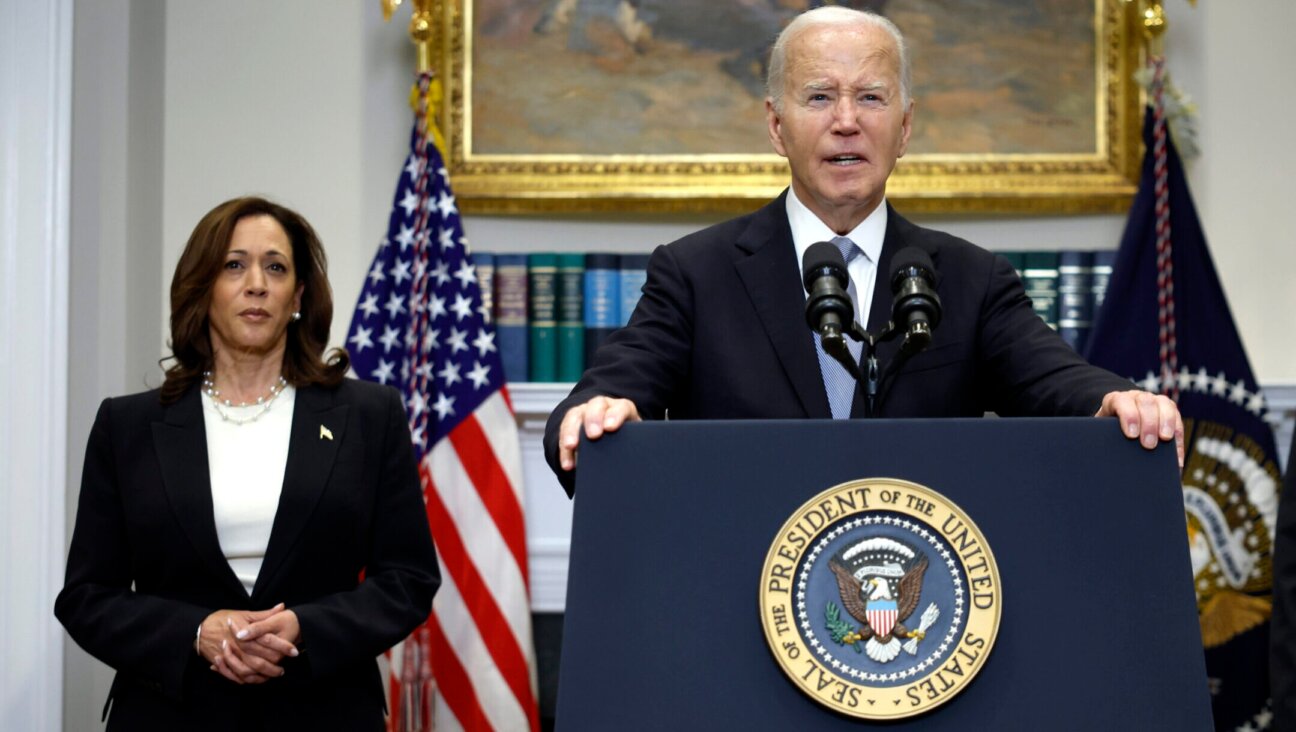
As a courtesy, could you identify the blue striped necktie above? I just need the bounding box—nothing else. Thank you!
[813,236,864,419]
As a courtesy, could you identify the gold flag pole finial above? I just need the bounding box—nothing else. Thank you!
[1124,0,1199,58]
[1123,0,1167,57]
[382,0,435,74]
[382,0,447,150]
[1140,1,1167,57]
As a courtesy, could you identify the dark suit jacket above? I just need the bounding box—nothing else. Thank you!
[55,378,440,731]
[544,193,1131,495]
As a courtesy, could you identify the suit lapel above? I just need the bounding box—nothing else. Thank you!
[733,193,832,418]
[253,384,349,599]
[152,387,246,597]
[855,207,945,417]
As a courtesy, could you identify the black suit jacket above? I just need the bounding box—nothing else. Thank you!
[544,193,1131,494]
[55,378,440,731]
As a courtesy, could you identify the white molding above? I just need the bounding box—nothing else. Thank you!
[509,381,1296,613]
[0,0,72,729]
[527,538,572,614]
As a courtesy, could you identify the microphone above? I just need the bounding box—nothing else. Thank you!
[889,247,941,356]
[802,242,855,345]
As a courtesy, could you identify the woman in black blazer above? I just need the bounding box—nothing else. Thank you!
[56,197,440,731]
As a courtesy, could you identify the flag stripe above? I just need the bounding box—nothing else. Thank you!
[427,613,493,731]
[427,438,534,653]
[475,393,527,506]
[423,461,539,727]
[433,569,531,731]
[448,415,530,579]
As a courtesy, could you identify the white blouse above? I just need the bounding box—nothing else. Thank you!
[201,386,296,596]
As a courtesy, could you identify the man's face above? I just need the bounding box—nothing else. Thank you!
[766,22,913,232]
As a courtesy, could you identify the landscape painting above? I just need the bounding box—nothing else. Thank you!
[434,0,1140,213]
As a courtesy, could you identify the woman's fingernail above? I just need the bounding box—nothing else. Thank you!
[236,629,249,640]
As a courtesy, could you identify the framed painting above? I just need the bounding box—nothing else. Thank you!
[429,0,1144,214]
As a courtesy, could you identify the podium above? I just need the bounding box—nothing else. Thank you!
[555,418,1211,730]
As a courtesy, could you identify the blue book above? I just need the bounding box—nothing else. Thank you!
[584,253,620,367]
[618,253,650,326]
[494,254,528,384]
[1057,250,1094,354]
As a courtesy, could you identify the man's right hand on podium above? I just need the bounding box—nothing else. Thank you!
[557,396,641,472]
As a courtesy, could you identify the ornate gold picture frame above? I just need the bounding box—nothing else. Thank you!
[430,0,1143,215]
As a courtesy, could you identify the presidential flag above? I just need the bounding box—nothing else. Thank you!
[1086,61,1281,731]
[346,72,539,732]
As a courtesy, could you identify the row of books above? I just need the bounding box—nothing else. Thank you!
[474,252,649,384]
[1005,250,1117,357]
[472,249,1115,385]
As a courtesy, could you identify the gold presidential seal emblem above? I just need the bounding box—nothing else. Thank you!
[759,478,1001,720]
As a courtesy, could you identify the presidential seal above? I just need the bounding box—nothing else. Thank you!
[759,478,1001,720]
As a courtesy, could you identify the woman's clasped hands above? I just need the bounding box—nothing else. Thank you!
[197,603,301,684]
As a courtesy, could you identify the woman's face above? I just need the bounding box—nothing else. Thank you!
[207,214,304,361]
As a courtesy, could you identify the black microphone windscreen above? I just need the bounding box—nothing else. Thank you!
[802,241,848,292]
[889,247,935,290]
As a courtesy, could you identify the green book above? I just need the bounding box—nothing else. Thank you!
[556,253,585,383]
[527,253,558,382]
[1021,251,1060,330]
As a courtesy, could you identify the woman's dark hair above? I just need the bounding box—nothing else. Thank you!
[160,196,349,404]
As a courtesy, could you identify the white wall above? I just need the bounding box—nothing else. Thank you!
[1182,1,1296,384]
[1,0,72,730]
[56,0,1296,728]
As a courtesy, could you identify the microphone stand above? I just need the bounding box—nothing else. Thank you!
[820,319,904,419]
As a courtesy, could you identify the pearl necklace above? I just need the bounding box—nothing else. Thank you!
[202,371,288,426]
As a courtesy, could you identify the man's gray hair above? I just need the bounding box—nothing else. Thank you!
[766,6,911,113]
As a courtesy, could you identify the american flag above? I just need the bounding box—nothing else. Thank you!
[346,73,539,732]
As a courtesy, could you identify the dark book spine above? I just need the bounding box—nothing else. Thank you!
[583,253,620,368]
[556,253,585,383]
[1022,251,1060,330]
[494,254,529,384]
[527,253,559,382]
[1090,249,1117,311]
[999,251,1025,280]
[473,251,495,325]
[1057,250,1094,354]
[618,253,651,326]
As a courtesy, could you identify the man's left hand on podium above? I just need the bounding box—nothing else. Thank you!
[1095,389,1185,468]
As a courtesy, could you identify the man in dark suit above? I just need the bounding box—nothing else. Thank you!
[543,6,1183,495]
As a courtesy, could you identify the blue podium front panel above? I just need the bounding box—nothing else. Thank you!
[557,418,1210,730]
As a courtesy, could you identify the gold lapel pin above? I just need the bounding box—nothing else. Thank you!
[320,425,333,441]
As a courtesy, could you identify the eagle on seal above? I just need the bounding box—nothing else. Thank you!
[829,538,932,663]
